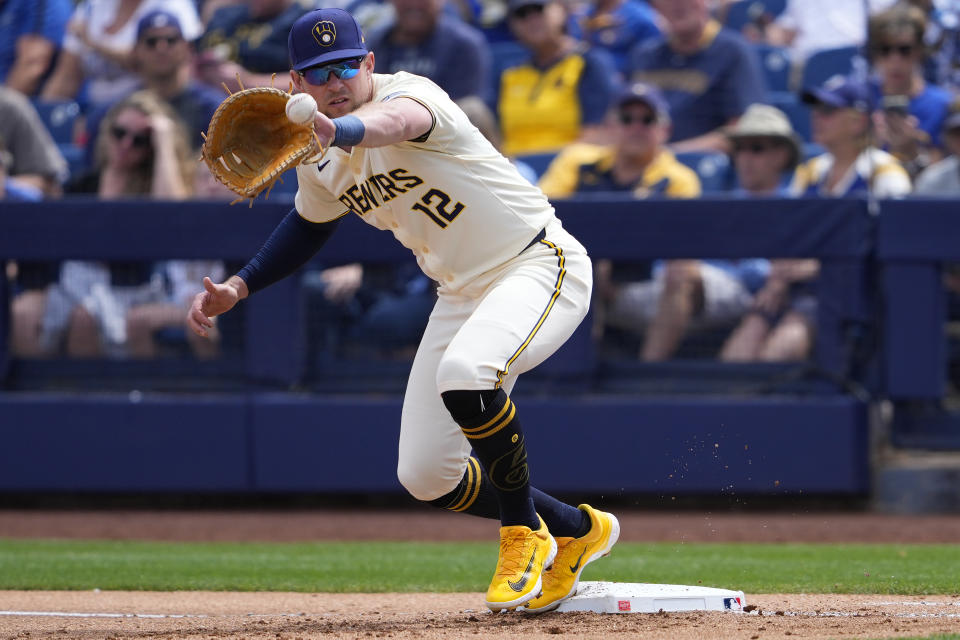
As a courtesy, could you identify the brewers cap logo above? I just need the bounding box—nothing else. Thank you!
[312,21,336,47]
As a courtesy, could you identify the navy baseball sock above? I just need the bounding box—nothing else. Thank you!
[440,389,536,530]
[429,456,590,538]
[532,490,591,538]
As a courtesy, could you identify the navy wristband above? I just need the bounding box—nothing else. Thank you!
[237,209,339,294]
[332,115,365,147]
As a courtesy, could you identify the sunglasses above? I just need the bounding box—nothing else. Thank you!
[300,56,364,86]
[734,141,782,154]
[143,34,182,48]
[511,4,544,19]
[110,125,151,148]
[877,43,916,57]
[619,112,656,126]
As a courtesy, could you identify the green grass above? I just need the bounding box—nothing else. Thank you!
[0,539,958,594]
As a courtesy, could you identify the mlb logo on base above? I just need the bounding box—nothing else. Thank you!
[723,597,743,611]
[618,600,631,612]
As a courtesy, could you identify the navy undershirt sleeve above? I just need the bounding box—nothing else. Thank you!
[237,209,340,295]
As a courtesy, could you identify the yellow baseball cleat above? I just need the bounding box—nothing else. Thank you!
[522,504,620,613]
[485,515,557,612]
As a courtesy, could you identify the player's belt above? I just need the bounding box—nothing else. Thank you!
[520,228,546,254]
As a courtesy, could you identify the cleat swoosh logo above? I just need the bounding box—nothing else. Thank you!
[569,547,587,573]
[507,549,537,592]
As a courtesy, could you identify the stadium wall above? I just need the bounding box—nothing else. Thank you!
[0,197,955,495]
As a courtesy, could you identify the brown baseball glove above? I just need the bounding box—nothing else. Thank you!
[201,86,324,202]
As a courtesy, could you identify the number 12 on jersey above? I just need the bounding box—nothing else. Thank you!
[411,188,464,228]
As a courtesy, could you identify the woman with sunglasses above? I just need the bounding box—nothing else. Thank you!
[68,90,192,198]
[189,7,619,614]
[41,90,221,360]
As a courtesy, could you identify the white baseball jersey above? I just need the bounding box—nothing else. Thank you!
[294,71,557,291]
[294,71,593,502]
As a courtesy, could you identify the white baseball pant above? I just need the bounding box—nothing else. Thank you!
[397,218,592,500]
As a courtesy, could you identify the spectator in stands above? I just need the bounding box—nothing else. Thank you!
[606,237,771,362]
[40,0,202,112]
[1,92,66,359]
[726,103,802,196]
[495,0,618,157]
[365,0,492,101]
[763,0,897,67]
[131,10,227,149]
[720,257,818,362]
[568,0,660,79]
[0,86,67,196]
[66,90,193,197]
[793,75,912,197]
[914,98,960,195]
[83,10,229,159]
[718,104,815,361]
[197,0,319,94]
[734,75,912,362]
[0,0,72,96]
[868,3,952,179]
[38,90,219,359]
[124,259,227,359]
[540,82,765,361]
[627,0,767,154]
[538,82,699,198]
[3,134,55,360]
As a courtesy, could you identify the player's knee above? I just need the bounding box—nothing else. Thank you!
[440,388,503,423]
[435,352,480,393]
[396,459,454,502]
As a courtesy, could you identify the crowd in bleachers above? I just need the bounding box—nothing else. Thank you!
[3,0,960,370]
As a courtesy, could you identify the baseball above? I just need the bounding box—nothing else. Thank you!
[286,93,317,125]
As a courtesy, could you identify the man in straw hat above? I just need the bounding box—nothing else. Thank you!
[718,102,814,362]
[725,103,802,197]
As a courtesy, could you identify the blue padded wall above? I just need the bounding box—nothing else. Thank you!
[0,394,868,494]
[0,394,250,491]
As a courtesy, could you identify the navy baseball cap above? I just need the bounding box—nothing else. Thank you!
[617,82,670,123]
[136,10,183,40]
[288,8,368,72]
[801,75,875,113]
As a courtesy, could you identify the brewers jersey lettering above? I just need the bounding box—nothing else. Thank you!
[296,71,556,292]
[296,71,592,500]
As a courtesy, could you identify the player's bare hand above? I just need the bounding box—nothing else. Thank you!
[187,276,244,337]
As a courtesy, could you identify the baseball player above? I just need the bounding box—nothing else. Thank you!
[186,8,619,613]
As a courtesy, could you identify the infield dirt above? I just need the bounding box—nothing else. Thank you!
[1,509,959,639]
